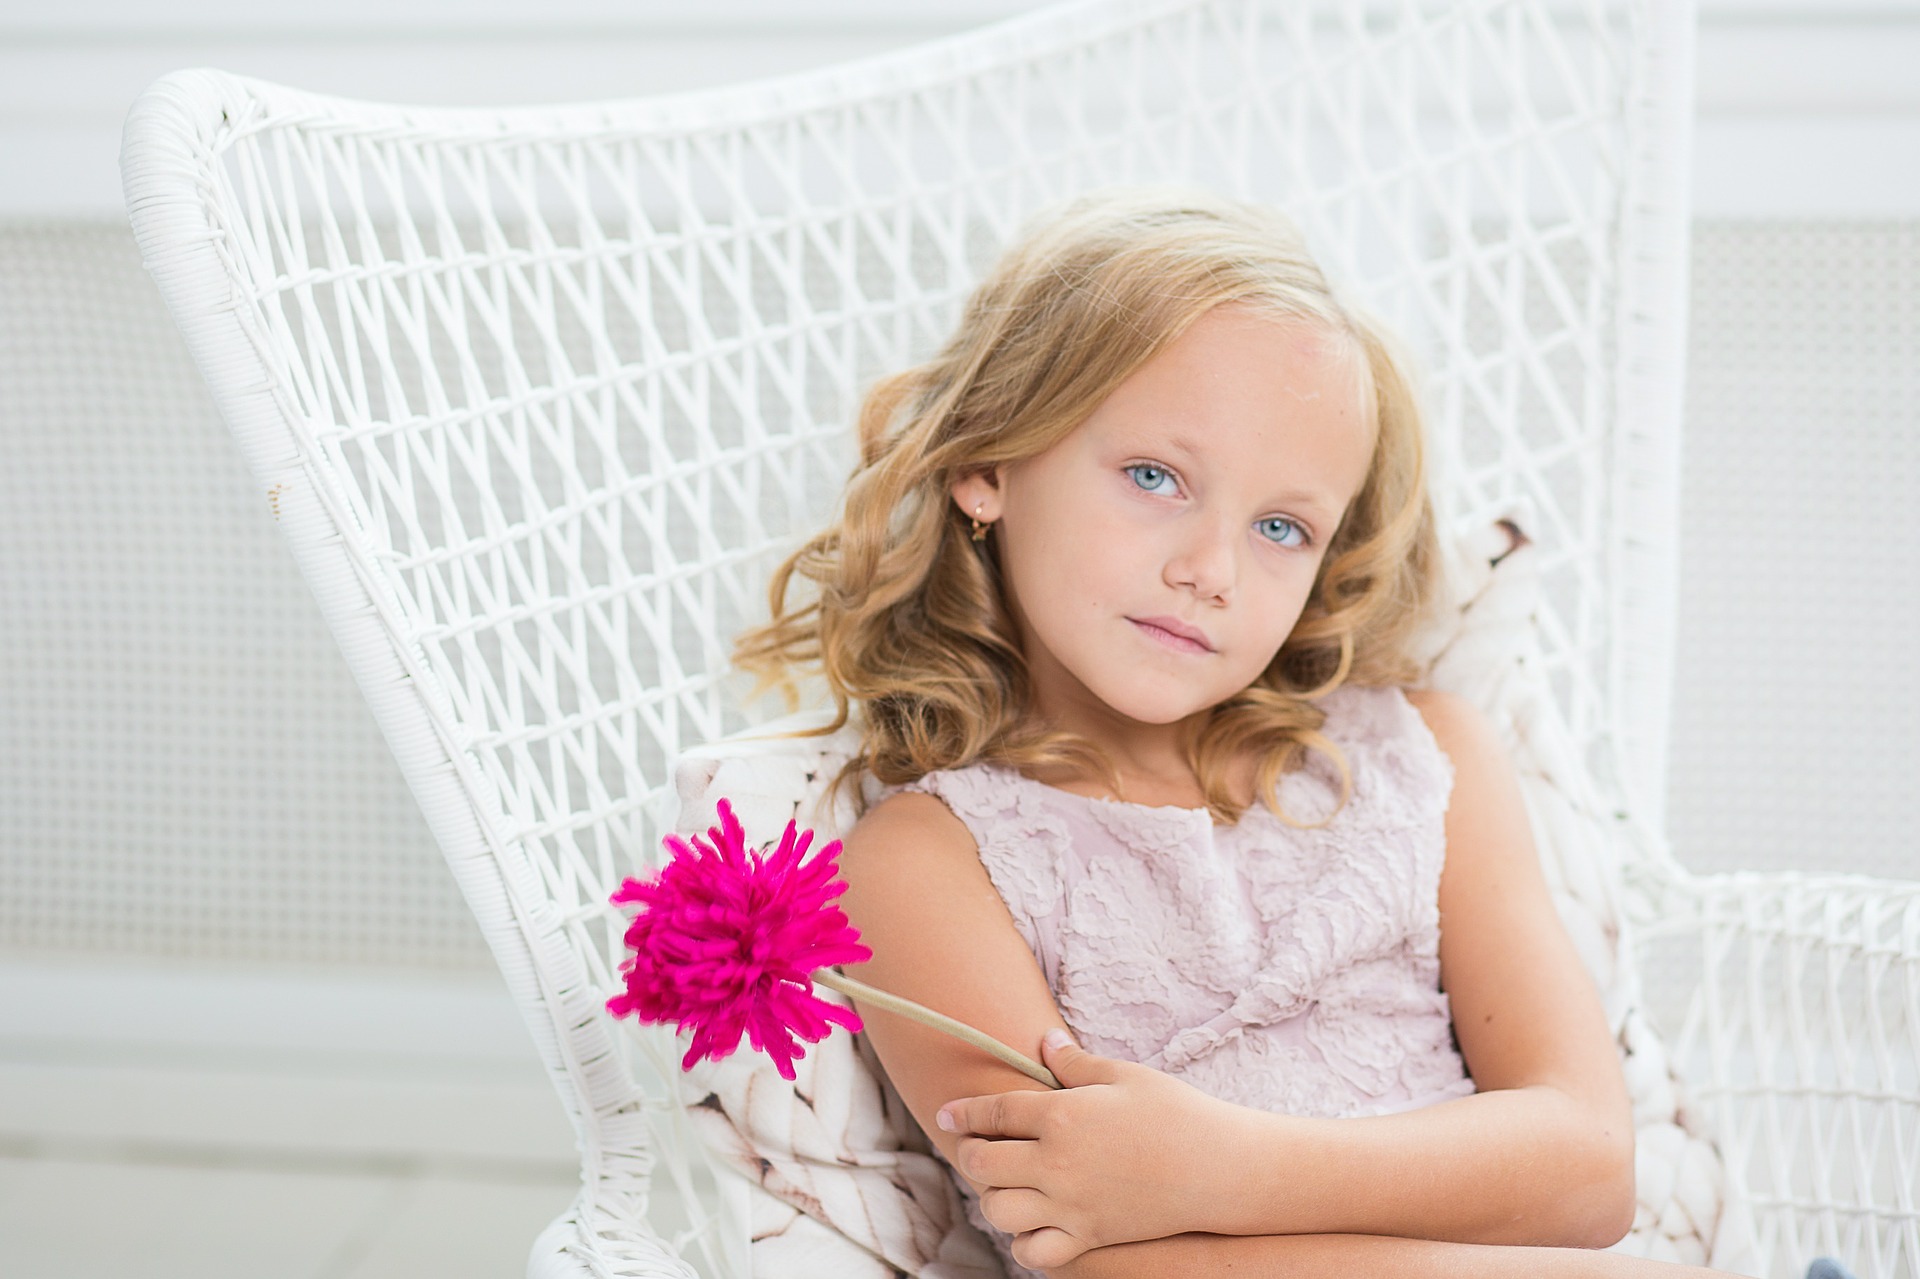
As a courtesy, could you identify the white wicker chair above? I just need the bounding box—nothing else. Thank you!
[119,2,1918,1276]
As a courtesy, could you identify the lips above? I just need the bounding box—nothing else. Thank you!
[1130,615,1214,653]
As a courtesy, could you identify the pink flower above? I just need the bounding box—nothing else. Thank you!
[607,797,872,1081]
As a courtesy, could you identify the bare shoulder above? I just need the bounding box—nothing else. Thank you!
[1397,686,1528,870]
[1399,686,1502,766]
[837,785,1025,974]
[841,787,974,859]
[836,788,988,944]
[837,788,987,904]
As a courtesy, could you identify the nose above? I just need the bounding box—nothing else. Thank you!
[1165,513,1238,602]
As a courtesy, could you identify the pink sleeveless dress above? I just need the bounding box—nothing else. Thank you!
[886,683,1478,1277]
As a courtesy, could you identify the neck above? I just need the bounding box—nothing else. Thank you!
[1021,697,1228,802]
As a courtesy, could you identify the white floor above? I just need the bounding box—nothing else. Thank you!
[0,958,585,1279]
[0,1150,575,1279]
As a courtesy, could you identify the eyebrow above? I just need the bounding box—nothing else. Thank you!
[1145,434,1338,515]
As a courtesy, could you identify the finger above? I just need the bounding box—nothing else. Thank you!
[1012,1226,1087,1272]
[937,1088,1051,1139]
[955,1134,1040,1190]
[1038,1027,1122,1087]
[979,1186,1058,1236]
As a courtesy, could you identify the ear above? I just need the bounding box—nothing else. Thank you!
[949,465,1004,525]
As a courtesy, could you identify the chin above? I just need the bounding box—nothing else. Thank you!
[1097,690,1214,727]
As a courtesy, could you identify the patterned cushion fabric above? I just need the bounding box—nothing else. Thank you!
[658,513,1755,1276]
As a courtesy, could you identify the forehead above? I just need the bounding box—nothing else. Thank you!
[1129,304,1367,408]
[1083,306,1376,481]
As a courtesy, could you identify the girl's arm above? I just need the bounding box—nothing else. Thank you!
[1054,1232,1726,1279]
[833,791,1077,1191]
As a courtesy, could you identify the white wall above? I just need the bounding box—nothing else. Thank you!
[4,1,1920,219]
[0,0,1011,218]
[1689,1,1920,216]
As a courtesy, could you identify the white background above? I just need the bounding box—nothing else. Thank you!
[1,0,1918,218]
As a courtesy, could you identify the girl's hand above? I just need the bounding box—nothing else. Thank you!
[936,1029,1243,1271]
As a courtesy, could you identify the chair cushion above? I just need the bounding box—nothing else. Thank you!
[655,511,1753,1276]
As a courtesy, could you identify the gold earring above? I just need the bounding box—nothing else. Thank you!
[969,501,991,542]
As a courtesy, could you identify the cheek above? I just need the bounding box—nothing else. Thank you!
[1000,519,1090,624]
[1018,507,1118,589]
[1258,569,1320,632]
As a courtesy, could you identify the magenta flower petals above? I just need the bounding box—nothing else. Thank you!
[607,798,873,1081]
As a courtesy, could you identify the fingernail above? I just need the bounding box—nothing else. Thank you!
[1044,1028,1073,1050]
[936,1108,956,1132]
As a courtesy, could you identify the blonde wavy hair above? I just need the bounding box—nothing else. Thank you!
[731,186,1439,826]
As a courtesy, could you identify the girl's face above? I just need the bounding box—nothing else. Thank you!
[952,303,1376,756]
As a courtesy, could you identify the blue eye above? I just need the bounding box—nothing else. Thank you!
[1259,516,1310,548]
[1125,463,1177,495]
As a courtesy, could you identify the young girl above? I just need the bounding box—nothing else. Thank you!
[729,188,1769,1279]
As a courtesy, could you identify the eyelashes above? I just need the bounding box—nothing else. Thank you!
[1122,463,1313,549]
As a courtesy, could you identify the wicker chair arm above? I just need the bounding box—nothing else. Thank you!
[1623,863,1920,1276]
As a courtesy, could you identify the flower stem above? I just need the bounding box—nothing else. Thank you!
[814,969,1060,1090]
